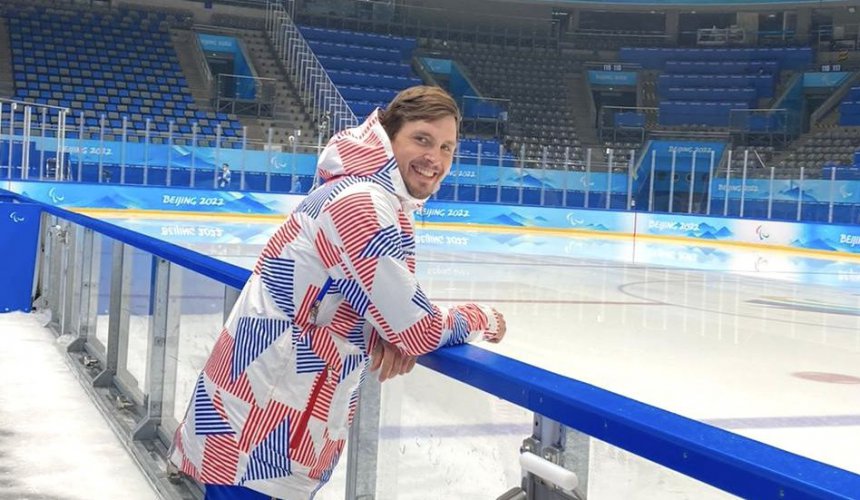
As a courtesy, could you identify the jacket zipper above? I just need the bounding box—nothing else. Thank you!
[290,366,328,449]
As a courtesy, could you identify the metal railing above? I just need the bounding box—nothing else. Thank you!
[3,98,859,224]
[8,189,860,499]
[265,0,358,134]
[215,73,278,116]
[189,27,215,92]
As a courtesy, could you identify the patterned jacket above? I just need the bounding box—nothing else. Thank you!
[169,111,503,499]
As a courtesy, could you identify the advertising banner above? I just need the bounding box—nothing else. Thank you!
[416,201,636,234]
[6,181,303,216]
[6,181,858,258]
[637,212,860,254]
[710,178,860,204]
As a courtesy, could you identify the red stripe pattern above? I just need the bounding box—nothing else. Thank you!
[169,111,504,499]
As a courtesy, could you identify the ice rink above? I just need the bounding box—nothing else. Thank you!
[94,213,860,498]
[18,212,858,499]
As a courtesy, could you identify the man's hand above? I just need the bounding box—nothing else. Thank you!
[369,339,417,382]
[486,310,506,344]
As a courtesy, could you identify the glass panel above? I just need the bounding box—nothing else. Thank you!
[371,366,531,499]
[588,436,735,499]
[117,245,153,403]
[91,234,115,356]
[164,268,231,431]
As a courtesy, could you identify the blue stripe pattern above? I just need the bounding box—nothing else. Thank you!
[411,288,434,316]
[240,418,291,484]
[299,165,396,222]
[335,279,370,316]
[400,231,416,258]
[295,332,326,374]
[339,354,363,383]
[299,176,370,219]
[345,323,366,351]
[231,317,290,382]
[360,225,404,260]
[445,310,471,347]
[296,180,338,219]
[259,257,296,317]
[192,375,234,435]
[368,158,398,193]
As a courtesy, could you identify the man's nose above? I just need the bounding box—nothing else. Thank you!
[424,150,441,165]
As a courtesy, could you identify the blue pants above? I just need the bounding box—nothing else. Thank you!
[204,484,276,500]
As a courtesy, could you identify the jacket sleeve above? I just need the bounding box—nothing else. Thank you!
[317,184,502,356]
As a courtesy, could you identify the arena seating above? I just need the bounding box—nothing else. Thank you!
[771,127,860,178]
[5,6,244,145]
[299,26,515,166]
[621,47,812,128]
[422,40,583,165]
[838,86,860,126]
[298,25,421,119]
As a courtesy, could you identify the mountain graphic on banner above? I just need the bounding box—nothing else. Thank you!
[779,186,820,202]
[791,238,837,251]
[231,194,278,214]
[484,213,527,226]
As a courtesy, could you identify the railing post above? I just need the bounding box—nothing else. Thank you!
[93,241,131,387]
[626,149,635,210]
[723,149,732,216]
[190,123,198,188]
[476,142,483,202]
[38,107,47,180]
[166,121,174,187]
[688,150,697,214]
[77,112,84,182]
[768,166,775,220]
[740,149,749,218]
[706,151,715,216]
[585,148,592,208]
[132,257,179,441]
[7,102,16,179]
[828,165,836,223]
[605,148,613,209]
[496,144,502,203]
[241,126,248,191]
[563,147,570,207]
[143,118,151,186]
[0,103,6,177]
[68,228,99,353]
[62,224,80,337]
[518,160,524,205]
[796,166,805,222]
[454,142,461,201]
[56,108,68,181]
[344,379,381,500]
[648,149,656,212]
[97,114,106,183]
[214,124,223,189]
[21,105,32,179]
[541,147,548,206]
[668,150,676,213]
[120,116,128,184]
[266,127,274,193]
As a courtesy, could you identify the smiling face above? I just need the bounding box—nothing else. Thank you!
[390,116,458,199]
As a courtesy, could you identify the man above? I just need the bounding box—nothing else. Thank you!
[218,163,232,189]
[170,86,506,500]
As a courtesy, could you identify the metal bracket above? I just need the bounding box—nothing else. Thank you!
[502,415,587,500]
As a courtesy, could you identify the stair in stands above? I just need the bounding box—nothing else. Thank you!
[234,28,316,146]
[168,27,214,110]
